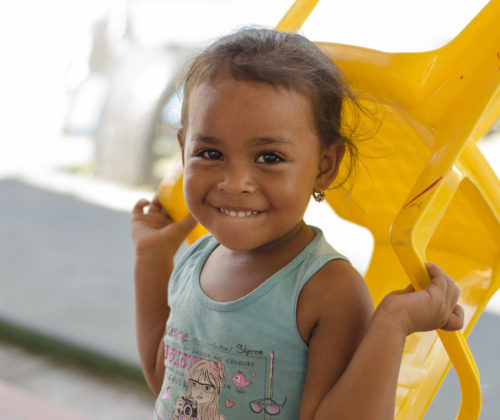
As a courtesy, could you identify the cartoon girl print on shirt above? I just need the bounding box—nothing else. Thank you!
[172,359,226,420]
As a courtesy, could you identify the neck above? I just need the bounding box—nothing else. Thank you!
[200,221,316,302]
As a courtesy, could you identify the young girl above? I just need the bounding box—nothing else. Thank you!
[131,28,464,420]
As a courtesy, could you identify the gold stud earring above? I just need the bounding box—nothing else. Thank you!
[312,190,326,202]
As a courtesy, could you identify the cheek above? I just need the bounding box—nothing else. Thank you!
[273,164,317,197]
[183,167,204,203]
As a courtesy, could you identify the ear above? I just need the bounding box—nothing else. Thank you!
[177,129,185,166]
[315,142,345,191]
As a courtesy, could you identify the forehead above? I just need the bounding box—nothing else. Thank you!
[185,78,317,139]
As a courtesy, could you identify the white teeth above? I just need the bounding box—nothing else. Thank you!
[219,208,259,217]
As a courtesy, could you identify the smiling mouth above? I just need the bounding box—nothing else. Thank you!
[219,207,260,218]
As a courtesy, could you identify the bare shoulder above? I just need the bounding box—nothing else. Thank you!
[297,259,374,418]
[296,259,373,344]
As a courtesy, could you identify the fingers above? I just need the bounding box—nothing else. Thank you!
[133,197,170,217]
[151,194,162,206]
[425,263,456,293]
[401,284,415,294]
[426,261,463,331]
[425,262,448,281]
[148,195,168,215]
[132,198,150,214]
[133,196,197,232]
[435,271,460,306]
[385,284,414,299]
[441,304,465,331]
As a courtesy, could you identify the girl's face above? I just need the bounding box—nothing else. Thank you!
[179,77,340,252]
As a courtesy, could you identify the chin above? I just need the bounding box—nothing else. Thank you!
[208,226,268,251]
[212,234,260,251]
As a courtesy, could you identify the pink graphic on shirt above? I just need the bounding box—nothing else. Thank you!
[249,351,287,417]
[161,387,171,400]
[171,359,227,420]
[232,371,252,392]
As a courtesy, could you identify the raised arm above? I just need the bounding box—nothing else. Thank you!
[299,262,463,420]
[131,196,196,394]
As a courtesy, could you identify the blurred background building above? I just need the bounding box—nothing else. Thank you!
[0,0,499,419]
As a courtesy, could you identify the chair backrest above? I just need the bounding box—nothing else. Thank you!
[277,0,500,418]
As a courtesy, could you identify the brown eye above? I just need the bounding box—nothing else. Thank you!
[256,152,283,164]
[200,149,223,160]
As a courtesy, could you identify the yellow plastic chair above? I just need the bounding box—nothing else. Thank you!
[158,0,500,418]
[278,0,500,419]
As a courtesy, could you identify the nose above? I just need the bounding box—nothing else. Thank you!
[217,162,256,194]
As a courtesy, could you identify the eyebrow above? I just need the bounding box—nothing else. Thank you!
[195,135,219,145]
[194,135,294,146]
[253,136,294,146]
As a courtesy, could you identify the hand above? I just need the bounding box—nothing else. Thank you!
[377,263,464,336]
[131,195,197,257]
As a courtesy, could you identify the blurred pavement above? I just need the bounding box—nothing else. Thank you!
[0,338,154,420]
[0,133,159,419]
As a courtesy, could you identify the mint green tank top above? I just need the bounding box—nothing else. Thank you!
[154,226,348,420]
